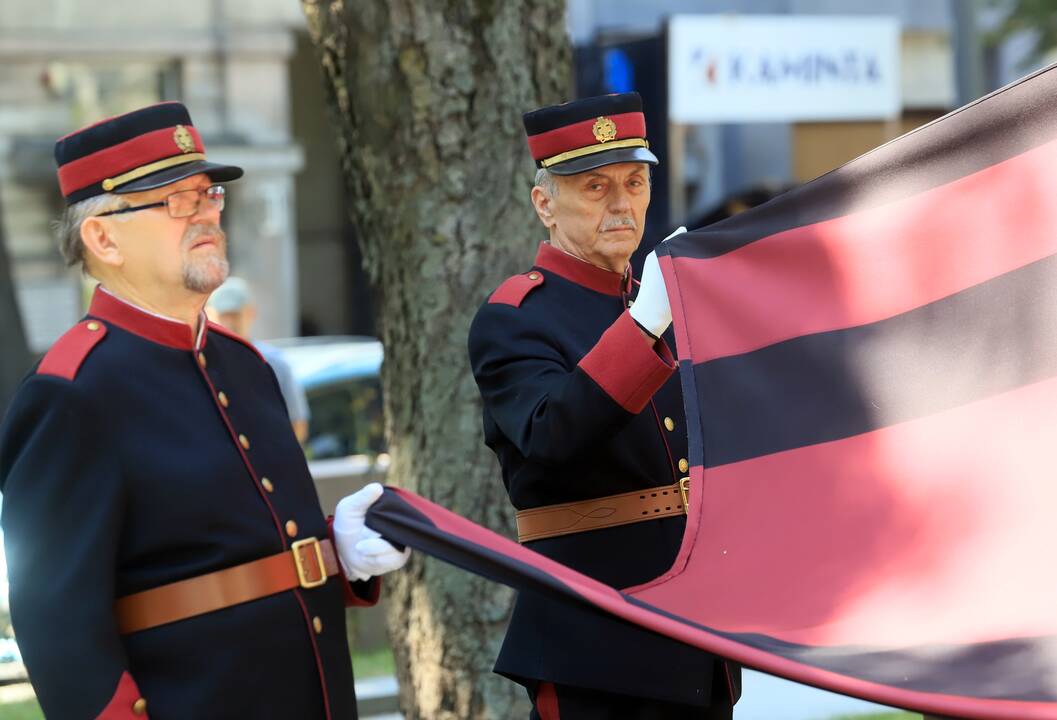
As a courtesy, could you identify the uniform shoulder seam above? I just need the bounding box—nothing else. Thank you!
[36,320,108,381]
[488,270,544,308]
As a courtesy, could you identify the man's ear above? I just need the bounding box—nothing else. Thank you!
[80,217,124,269]
[531,186,556,229]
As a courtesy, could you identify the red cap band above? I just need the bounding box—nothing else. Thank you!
[57,125,204,197]
[525,112,646,162]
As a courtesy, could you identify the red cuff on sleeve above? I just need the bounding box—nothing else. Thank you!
[327,516,383,607]
[347,576,382,607]
[578,310,676,413]
[97,671,147,719]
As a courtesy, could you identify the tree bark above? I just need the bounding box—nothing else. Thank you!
[0,192,31,413]
[301,3,570,718]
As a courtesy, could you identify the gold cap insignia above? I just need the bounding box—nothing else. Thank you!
[592,116,617,143]
[173,125,195,154]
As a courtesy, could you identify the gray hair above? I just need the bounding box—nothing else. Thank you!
[53,193,129,268]
[534,167,559,197]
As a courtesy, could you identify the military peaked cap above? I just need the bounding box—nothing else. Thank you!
[54,101,243,204]
[523,92,659,175]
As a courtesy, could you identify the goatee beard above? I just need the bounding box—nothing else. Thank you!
[184,255,230,293]
[181,224,229,293]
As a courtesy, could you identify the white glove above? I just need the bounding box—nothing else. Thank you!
[333,482,410,581]
[629,226,686,339]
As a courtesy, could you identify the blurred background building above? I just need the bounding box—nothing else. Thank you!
[0,0,370,348]
[0,0,1049,352]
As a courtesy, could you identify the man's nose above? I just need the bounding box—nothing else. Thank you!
[190,202,222,224]
[608,185,632,213]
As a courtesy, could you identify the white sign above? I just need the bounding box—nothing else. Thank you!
[668,15,901,123]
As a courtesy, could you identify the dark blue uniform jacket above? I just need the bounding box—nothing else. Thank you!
[0,287,376,720]
[468,243,740,708]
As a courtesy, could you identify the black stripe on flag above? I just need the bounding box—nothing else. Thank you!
[693,252,1057,468]
[624,596,1057,703]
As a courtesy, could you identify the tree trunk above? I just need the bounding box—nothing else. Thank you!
[0,192,31,413]
[301,3,570,718]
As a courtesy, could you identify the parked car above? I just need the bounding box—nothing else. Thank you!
[268,335,385,459]
[266,336,388,514]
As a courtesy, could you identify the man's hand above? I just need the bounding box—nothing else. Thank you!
[333,483,410,581]
[629,226,686,339]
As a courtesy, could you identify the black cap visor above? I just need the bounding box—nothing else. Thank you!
[545,146,659,176]
[113,159,244,194]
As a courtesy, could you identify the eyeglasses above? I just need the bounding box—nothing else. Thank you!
[96,184,226,219]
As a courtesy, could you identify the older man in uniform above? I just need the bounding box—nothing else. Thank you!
[468,93,740,718]
[0,102,407,719]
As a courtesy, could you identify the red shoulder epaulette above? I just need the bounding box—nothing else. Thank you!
[206,321,265,363]
[488,271,544,308]
[37,319,108,381]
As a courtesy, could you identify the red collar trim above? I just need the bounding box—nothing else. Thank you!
[534,242,630,297]
[88,286,203,351]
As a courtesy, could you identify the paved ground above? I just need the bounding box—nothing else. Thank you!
[356,670,905,720]
[736,670,902,719]
[0,672,912,720]
[0,685,33,705]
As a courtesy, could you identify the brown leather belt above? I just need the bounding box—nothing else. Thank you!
[115,537,340,635]
[515,479,690,543]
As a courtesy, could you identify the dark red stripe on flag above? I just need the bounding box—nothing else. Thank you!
[685,253,1057,466]
[634,375,1057,650]
[661,134,1057,365]
[663,62,1057,260]
[367,487,1057,717]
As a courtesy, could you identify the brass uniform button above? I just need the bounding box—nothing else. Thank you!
[197,352,207,368]
[261,477,274,493]
[678,458,689,473]
[664,417,675,432]
[239,434,250,450]
[132,698,147,715]
[285,520,298,537]
[217,391,229,408]
[86,321,101,331]
[313,616,323,634]
[527,272,540,281]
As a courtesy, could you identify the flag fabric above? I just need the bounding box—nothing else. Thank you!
[366,63,1057,719]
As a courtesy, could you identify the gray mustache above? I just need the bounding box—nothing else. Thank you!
[183,223,226,248]
[599,217,636,231]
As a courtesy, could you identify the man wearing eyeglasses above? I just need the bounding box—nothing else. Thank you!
[0,102,407,719]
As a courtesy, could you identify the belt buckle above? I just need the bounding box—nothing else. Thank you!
[678,477,690,510]
[291,537,327,589]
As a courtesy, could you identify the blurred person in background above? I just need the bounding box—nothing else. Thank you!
[0,102,407,719]
[207,276,310,444]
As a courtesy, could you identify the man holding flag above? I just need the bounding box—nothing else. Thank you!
[468,92,739,719]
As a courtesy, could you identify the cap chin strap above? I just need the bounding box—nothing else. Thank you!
[101,153,205,191]
[540,138,649,168]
